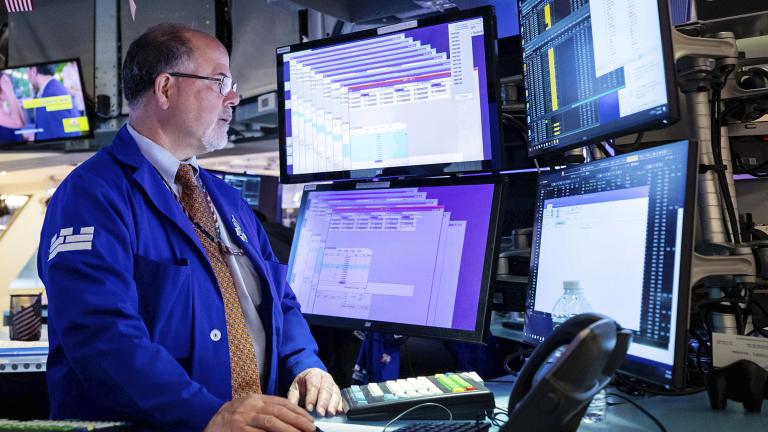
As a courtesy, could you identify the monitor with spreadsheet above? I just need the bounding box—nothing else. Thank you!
[523,140,697,389]
[287,176,503,342]
[276,6,502,184]
[518,0,678,157]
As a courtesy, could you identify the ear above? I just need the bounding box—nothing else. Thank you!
[153,73,173,110]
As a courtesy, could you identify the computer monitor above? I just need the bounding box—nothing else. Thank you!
[0,59,91,147]
[276,6,502,184]
[518,0,678,157]
[209,170,282,223]
[454,0,520,37]
[286,176,504,342]
[523,140,697,389]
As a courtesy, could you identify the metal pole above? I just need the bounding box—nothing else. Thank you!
[685,89,729,248]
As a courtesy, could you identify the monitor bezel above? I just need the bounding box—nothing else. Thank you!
[288,174,505,343]
[0,57,95,149]
[276,6,503,184]
[518,0,680,158]
[523,140,698,390]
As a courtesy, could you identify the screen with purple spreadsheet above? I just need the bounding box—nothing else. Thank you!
[286,178,502,342]
[276,7,501,184]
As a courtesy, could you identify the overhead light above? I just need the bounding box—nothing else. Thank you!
[1,194,30,209]
[0,171,6,176]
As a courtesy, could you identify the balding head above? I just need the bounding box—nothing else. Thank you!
[122,23,217,107]
[121,23,238,160]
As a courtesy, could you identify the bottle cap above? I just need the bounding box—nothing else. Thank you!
[562,280,582,290]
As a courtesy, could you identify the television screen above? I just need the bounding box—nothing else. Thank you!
[0,59,91,146]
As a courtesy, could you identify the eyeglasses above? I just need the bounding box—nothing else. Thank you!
[168,72,237,96]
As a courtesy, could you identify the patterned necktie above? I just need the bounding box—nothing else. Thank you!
[175,164,261,398]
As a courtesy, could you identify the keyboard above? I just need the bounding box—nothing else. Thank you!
[393,421,491,432]
[0,419,129,431]
[342,371,495,421]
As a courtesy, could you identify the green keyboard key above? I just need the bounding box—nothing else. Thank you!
[447,373,472,389]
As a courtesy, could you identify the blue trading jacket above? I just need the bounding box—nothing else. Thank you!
[37,127,324,430]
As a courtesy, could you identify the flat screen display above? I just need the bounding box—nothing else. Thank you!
[208,170,282,223]
[518,0,677,156]
[524,140,696,388]
[0,59,91,146]
[287,176,503,342]
[277,7,502,183]
[221,174,262,207]
[456,0,520,37]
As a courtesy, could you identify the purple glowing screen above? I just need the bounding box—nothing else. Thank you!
[287,183,496,331]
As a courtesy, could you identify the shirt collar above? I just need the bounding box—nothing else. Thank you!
[126,122,199,195]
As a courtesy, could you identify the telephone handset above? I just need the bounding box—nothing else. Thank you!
[501,313,632,432]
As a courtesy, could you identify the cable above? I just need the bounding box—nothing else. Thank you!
[487,406,509,427]
[502,347,533,375]
[710,69,742,243]
[606,393,667,432]
[382,403,453,432]
[502,113,530,149]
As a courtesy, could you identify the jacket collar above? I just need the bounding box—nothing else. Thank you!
[109,126,272,296]
[125,123,200,197]
[108,126,206,258]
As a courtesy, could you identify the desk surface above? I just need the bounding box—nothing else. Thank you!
[316,377,768,431]
[0,325,48,373]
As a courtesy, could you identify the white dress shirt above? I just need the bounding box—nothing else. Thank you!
[127,123,267,383]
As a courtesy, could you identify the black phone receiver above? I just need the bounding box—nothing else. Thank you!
[501,313,632,432]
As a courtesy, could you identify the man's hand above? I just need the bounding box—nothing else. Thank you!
[204,394,315,432]
[287,368,344,416]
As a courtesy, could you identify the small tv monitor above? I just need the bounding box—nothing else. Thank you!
[287,176,504,343]
[518,0,678,157]
[523,140,697,389]
[0,59,91,147]
[208,170,282,223]
[276,6,502,184]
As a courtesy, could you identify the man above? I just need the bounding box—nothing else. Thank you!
[27,64,82,141]
[37,24,342,431]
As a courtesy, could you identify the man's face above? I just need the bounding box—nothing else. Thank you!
[170,33,239,156]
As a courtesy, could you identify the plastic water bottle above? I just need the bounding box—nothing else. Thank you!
[551,280,593,329]
[550,281,607,423]
[582,389,607,423]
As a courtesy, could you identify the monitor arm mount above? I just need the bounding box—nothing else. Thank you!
[672,28,768,331]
